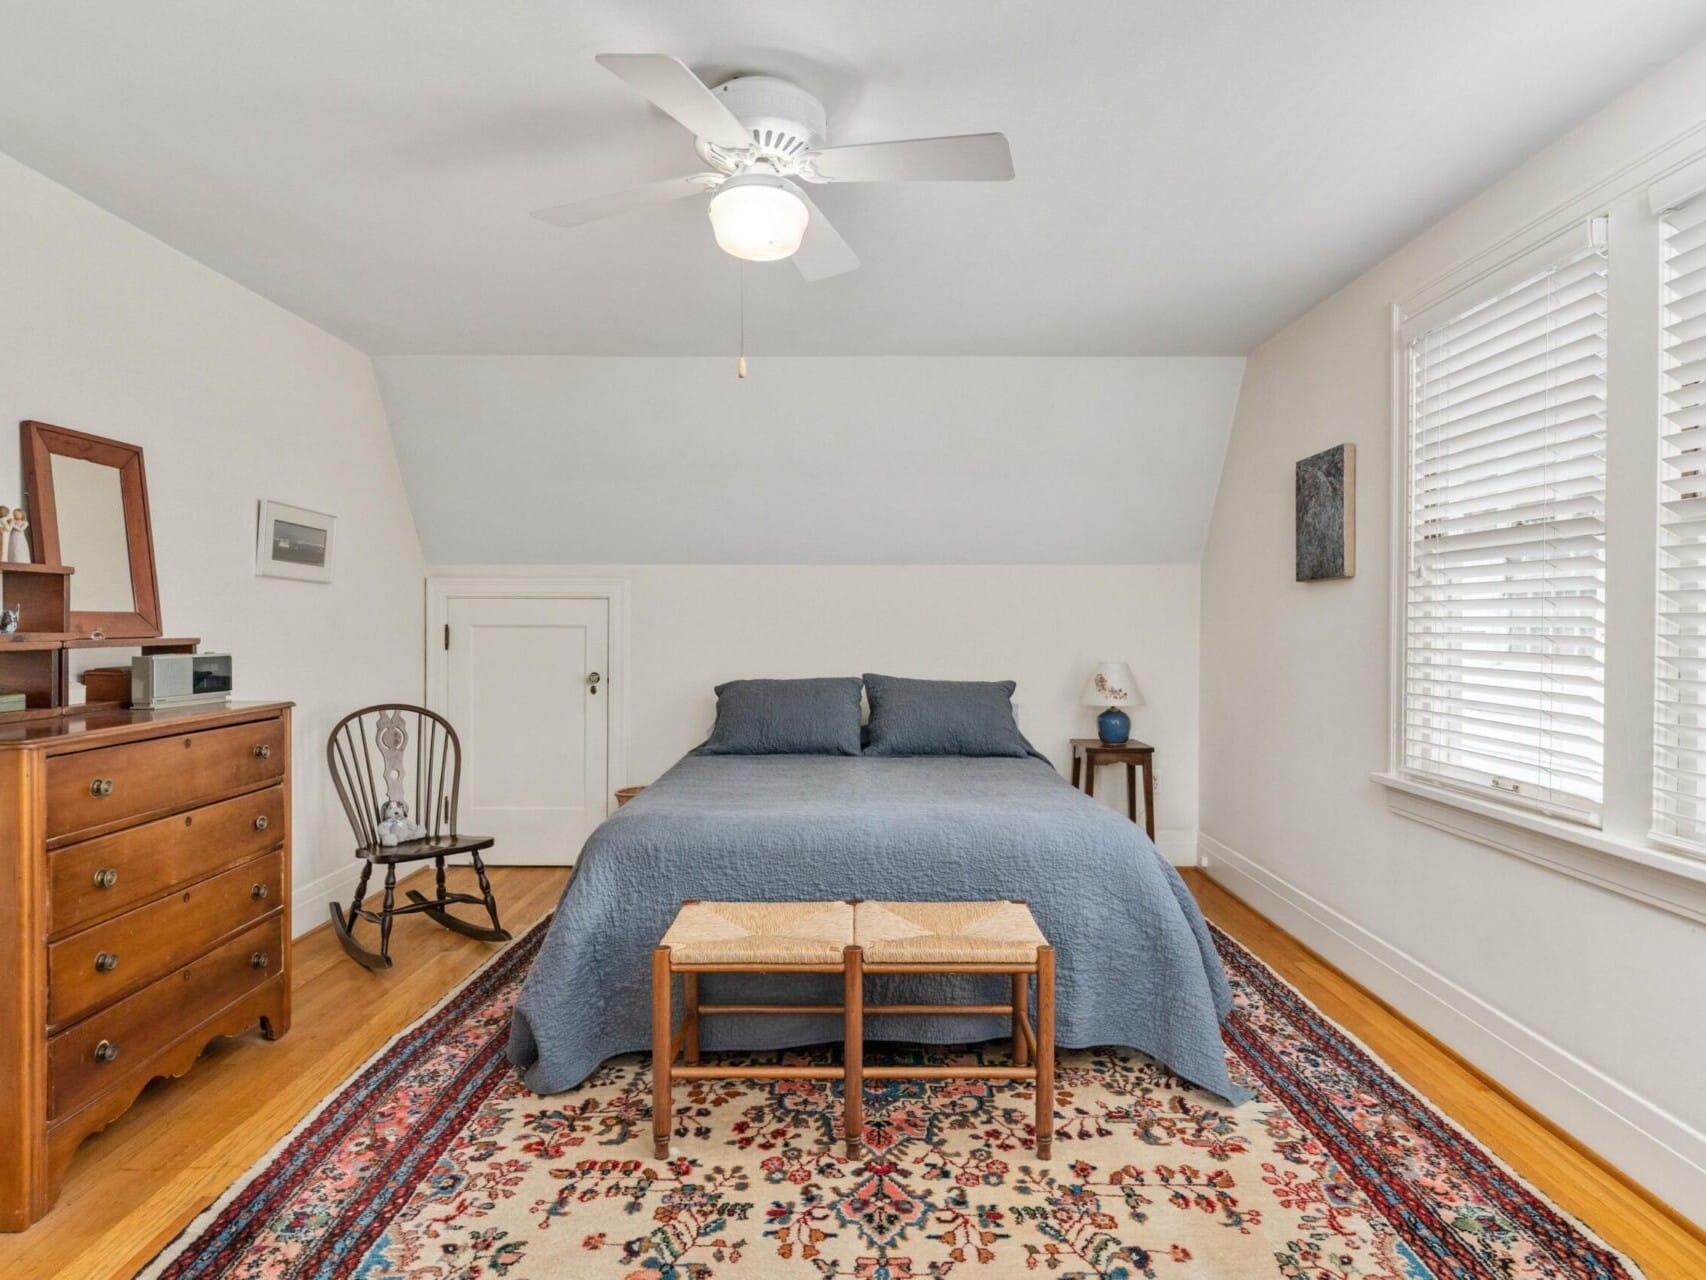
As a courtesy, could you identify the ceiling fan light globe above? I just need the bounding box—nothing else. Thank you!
[708,176,809,262]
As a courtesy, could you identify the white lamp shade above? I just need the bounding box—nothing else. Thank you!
[1080,661,1141,707]
[708,175,810,262]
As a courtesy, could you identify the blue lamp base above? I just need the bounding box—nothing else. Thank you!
[1097,707,1130,745]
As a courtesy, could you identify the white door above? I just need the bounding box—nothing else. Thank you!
[438,595,609,865]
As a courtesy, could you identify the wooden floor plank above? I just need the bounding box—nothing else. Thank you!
[4,863,1697,1278]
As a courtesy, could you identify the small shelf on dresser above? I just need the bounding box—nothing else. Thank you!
[62,635,200,651]
[0,563,75,714]
[0,563,73,637]
[0,633,79,651]
[0,634,201,721]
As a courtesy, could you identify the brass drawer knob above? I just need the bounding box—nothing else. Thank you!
[251,883,269,901]
[253,743,272,760]
[93,1040,119,1064]
[250,951,270,970]
[253,814,270,832]
[94,952,119,973]
[88,778,114,798]
[92,868,118,890]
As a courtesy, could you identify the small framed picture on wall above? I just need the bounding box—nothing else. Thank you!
[256,499,335,583]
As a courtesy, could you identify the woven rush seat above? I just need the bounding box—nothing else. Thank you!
[652,897,1054,1162]
[857,900,1046,965]
[659,900,854,965]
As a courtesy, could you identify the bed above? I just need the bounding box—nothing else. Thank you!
[506,750,1250,1104]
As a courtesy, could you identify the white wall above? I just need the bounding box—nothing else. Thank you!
[377,356,1245,564]
[431,563,1201,863]
[1199,44,1706,1218]
[0,149,426,933]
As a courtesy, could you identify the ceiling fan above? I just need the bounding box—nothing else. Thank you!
[531,54,1014,281]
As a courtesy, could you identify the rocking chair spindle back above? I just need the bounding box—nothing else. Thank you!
[325,703,510,970]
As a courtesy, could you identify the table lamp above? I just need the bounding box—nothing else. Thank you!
[1081,661,1141,744]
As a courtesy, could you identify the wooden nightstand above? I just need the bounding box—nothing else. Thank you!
[1069,738,1155,840]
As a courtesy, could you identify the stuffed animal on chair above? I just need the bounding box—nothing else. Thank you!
[375,798,428,847]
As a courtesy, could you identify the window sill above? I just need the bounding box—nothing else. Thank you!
[1371,771,1706,924]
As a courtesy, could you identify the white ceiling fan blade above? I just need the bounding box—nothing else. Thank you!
[809,133,1014,183]
[793,192,859,281]
[531,174,714,229]
[595,53,751,151]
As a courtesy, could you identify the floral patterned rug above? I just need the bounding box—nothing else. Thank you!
[141,915,1640,1279]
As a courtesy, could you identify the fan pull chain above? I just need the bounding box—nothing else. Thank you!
[737,263,747,379]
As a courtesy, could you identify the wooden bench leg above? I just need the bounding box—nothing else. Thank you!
[652,945,672,1160]
[1012,972,1030,1067]
[1035,945,1055,1160]
[844,944,863,1159]
[683,971,700,1065]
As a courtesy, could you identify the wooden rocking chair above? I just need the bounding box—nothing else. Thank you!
[326,703,510,970]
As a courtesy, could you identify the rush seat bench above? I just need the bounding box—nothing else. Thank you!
[651,898,1055,1160]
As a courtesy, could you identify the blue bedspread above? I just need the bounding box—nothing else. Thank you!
[507,754,1250,1104]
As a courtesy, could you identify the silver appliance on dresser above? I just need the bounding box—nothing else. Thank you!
[130,651,234,708]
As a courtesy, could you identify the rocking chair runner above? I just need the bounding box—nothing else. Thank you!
[326,703,510,970]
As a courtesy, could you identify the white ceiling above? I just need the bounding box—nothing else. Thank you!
[0,2,1702,356]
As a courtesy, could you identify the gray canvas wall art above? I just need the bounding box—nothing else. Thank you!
[1296,443,1356,581]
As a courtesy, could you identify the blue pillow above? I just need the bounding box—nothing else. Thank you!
[862,673,1035,758]
[699,677,863,756]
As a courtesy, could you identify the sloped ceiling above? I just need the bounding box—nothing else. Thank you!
[376,357,1244,563]
[0,2,1702,354]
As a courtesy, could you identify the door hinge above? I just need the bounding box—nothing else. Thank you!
[443,623,450,650]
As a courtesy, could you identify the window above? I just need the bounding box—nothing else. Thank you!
[1399,221,1609,823]
[1653,192,1706,850]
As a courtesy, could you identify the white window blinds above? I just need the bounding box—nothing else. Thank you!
[1653,193,1706,850]
[1401,223,1608,822]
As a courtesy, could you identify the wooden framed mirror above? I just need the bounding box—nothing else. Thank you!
[21,421,162,639]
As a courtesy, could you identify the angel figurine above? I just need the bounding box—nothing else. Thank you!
[5,509,29,565]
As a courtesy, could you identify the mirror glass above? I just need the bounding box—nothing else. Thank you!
[49,454,134,614]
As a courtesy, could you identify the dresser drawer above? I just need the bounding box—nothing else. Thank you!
[50,786,285,937]
[46,716,286,841]
[47,851,284,1028]
[48,916,283,1121]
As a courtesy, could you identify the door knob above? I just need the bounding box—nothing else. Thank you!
[587,671,601,696]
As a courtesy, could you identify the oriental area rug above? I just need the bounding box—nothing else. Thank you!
[141,916,1640,1279]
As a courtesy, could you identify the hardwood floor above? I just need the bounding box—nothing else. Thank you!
[1184,868,1706,1280]
[0,865,573,1280]
[4,863,1698,1278]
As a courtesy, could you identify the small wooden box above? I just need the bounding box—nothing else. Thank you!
[80,666,130,705]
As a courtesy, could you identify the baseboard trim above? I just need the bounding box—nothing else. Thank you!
[1197,832,1706,1224]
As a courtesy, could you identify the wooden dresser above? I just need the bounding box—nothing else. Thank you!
[0,701,292,1230]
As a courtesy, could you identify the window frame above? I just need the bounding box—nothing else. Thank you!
[1648,155,1706,857]
[1371,142,1706,918]
[1391,218,1611,826]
